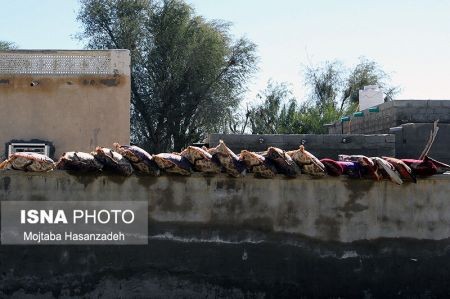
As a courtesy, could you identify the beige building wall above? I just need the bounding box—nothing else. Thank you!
[0,50,130,160]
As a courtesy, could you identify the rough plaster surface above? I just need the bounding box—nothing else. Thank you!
[1,171,449,243]
[0,50,130,160]
[1,171,450,297]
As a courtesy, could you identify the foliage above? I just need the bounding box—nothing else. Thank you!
[244,81,301,134]
[245,58,399,134]
[0,41,17,50]
[304,61,343,114]
[77,0,257,152]
[340,57,399,111]
[296,100,343,134]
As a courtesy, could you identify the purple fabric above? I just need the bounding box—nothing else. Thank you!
[337,161,363,178]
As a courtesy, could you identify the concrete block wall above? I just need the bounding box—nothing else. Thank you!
[325,100,450,162]
[208,133,395,159]
[391,123,450,163]
[329,101,397,134]
[392,100,450,124]
[328,100,450,135]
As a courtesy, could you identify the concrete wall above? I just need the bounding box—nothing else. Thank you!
[208,133,395,159]
[391,123,450,163]
[1,171,449,243]
[328,99,450,135]
[324,100,450,162]
[0,50,131,160]
[2,171,450,297]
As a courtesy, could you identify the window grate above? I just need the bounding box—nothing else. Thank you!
[8,143,51,157]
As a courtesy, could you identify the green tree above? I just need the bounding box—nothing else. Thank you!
[0,41,17,50]
[296,101,342,134]
[245,58,398,134]
[244,81,302,134]
[340,57,399,111]
[77,0,257,152]
[300,58,399,133]
[304,60,343,114]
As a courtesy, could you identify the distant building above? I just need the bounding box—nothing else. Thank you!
[359,85,384,111]
[0,50,130,159]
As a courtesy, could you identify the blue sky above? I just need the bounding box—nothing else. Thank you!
[1,0,450,102]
